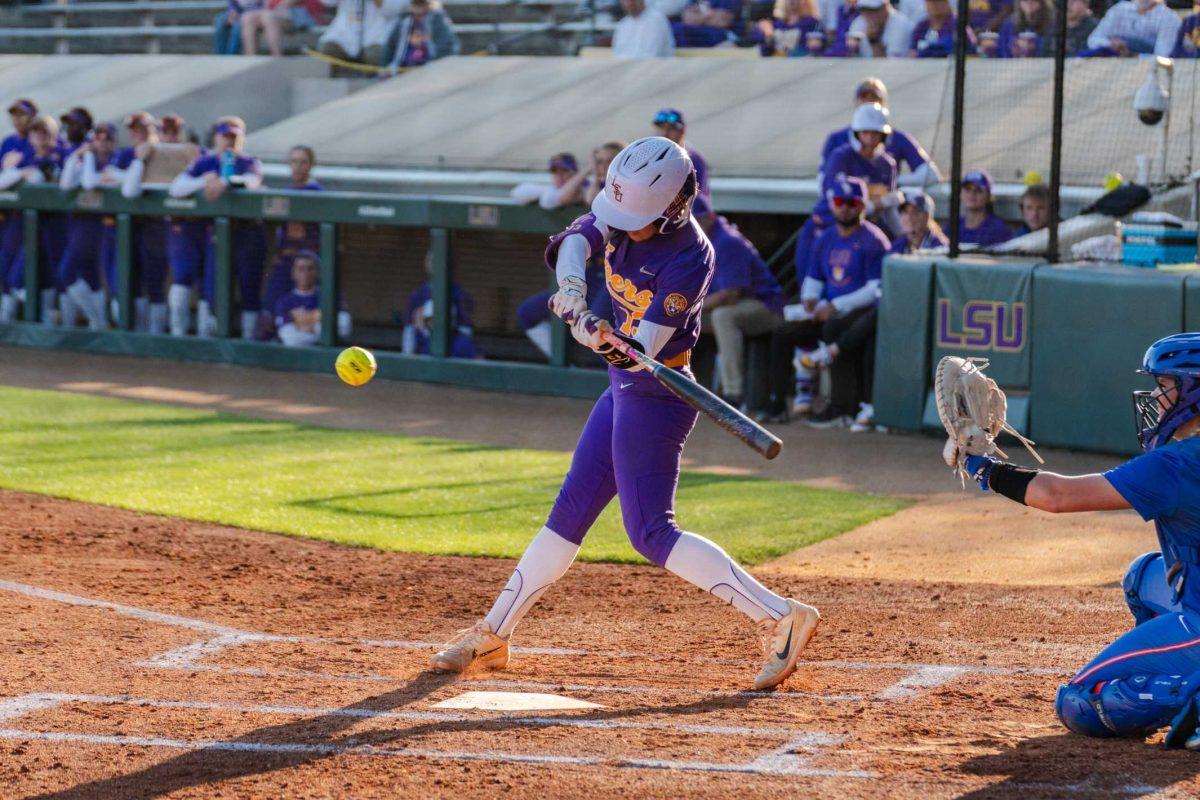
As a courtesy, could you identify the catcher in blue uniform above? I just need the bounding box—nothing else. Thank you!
[955,333,1200,748]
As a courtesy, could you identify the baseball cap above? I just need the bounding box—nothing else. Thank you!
[124,110,156,129]
[292,249,320,265]
[827,174,868,204]
[854,78,887,105]
[653,108,685,129]
[60,107,92,128]
[548,153,577,172]
[899,189,934,215]
[963,168,993,193]
[214,121,245,136]
[7,98,36,116]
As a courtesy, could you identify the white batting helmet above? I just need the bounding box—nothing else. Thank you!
[591,136,697,233]
[851,102,892,137]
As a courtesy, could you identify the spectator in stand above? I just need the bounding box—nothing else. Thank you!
[652,108,708,197]
[799,102,897,289]
[898,0,926,23]
[968,0,1012,34]
[1015,182,1051,235]
[755,0,822,55]
[821,79,940,188]
[242,0,325,56]
[274,251,351,347]
[693,195,784,408]
[511,154,588,210]
[57,121,116,331]
[991,0,1056,57]
[672,0,741,47]
[402,248,480,359]
[1065,0,1098,54]
[1173,0,1200,57]
[958,168,1012,247]
[612,0,675,57]
[1081,0,1180,57]
[319,0,405,66]
[909,0,974,57]
[214,1,243,55]
[259,145,324,340]
[847,0,915,57]
[890,190,948,253]
[387,0,460,70]
[58,107,92,154]
[169,117,266,339]
[764,176,887,431]
[0,115,65,326]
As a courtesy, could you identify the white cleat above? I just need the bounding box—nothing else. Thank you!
[754,599,820,690]
[429,620,510,673]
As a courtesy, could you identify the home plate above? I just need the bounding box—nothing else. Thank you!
[432,691,604,711]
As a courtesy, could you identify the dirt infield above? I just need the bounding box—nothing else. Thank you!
[1,490,1197,799]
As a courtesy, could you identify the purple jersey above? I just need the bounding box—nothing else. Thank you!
[274,288,320,327]
[0,132,30,163]
[707,216,785,313]
[19,147,62,182]
[813,143,896,224]
[890,227,949,254]
[755,15,821,55]
[187,152,263,181]
[959,213,1012,247]
[820,126,930,174]
[276,180,323,255]
[911,15,973,56]
[808,220,889,299]
[1174,12,1200,57]
[545,212,715,363]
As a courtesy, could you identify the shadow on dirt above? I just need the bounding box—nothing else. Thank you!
[955,732,1200,799]
[31,674,759,799]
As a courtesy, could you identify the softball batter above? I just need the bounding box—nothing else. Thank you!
[431,138,820,690]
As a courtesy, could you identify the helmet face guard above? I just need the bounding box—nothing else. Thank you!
[656,170,698,234]
[1132,333,1200,450]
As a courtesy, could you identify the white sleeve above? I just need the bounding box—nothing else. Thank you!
[897,160,942,187]
[0,167,25,189]
[80,151,100,189]
[554,219,611,287]
[656,11,675,56]
[830,279,880,314]
[1156,8,1181,56]
[538,184,570,210]
[60,152,83,190]
[1087,8,1113,48]
[510,181,544,204]
[240,160,264,190]
[800,276,824,303]
[169,171,207,198]
[633,318,675,359]
[21,169,45,186]
[121,159,145,198]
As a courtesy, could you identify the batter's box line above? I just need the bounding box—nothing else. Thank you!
[0,693,876,779]
[0,578,1066,703]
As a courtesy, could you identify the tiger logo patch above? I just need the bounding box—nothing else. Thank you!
[664,292,689,317]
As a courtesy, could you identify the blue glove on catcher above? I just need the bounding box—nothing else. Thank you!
[963,455,1001,491]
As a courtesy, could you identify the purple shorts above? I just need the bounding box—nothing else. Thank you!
[545,365,698,565]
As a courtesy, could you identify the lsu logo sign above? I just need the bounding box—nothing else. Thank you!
[936,298,1026,352]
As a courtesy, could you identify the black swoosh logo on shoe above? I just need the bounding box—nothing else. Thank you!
[775,624,794,661]
[477,645,504,659]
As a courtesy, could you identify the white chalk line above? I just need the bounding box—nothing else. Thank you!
[0,693,873,779]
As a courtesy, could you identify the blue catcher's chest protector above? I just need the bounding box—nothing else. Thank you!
[1106,438,1200,608]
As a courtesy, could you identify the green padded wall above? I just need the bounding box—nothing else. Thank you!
[1030,264,1186,455]
[874,255,934,431]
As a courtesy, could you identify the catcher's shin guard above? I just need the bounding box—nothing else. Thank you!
[1056,675,1194,738]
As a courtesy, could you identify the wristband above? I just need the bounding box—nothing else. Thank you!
[988,462,1039,505]
[597,331,644,371]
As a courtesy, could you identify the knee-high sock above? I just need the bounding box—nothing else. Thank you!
[40,289,58,327]
[148,303,168,335]
[89,289,109,331]
[664,532,790,623]
[240,310,258,340]
[0,292,16,323]
[484,526,579,638]
[167,284,190,337]
[525,320,553,358]
[58,290,79,328]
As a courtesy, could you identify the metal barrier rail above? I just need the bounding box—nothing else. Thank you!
[0,184,607,397]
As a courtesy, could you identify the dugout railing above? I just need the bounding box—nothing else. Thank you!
[0,184,612,399]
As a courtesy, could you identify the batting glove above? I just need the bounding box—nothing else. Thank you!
[551,276,587,322]
[963,454,1000,491]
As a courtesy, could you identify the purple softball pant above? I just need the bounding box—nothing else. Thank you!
[545,365,699,566]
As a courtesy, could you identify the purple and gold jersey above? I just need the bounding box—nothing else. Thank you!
[820,126,930,174]
[808,220,889,299]
[274,288,320,327]
[813,143,896,224]
[546,212,715,363]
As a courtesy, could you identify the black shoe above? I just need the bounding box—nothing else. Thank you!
[802,407,851,430]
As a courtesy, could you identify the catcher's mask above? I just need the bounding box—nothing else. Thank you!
[1134,333,1200,451]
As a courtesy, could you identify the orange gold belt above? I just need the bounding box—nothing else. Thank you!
[662,350,691,368]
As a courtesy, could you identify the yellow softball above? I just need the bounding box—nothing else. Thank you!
[335,346,377,387]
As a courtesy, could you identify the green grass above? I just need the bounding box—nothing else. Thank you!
[0,386,908,564]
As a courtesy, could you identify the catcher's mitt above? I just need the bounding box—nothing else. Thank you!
[935,355,1043,481]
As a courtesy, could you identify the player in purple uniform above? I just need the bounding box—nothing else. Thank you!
[958,168,1013,247]
[796,102,897,287]
[0,115,65,325]
[653,108,708,198]
[766,176,888,430]
[58,120,116,332]
[168,116,265,338]
[273,250,350,347]
[430,138,820,690]
[258,145,323,340]
[889,189,948,253]
[0,98,35,162]
[53,107,96,328]
[819,79,940,188]
[0,99,36,323]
